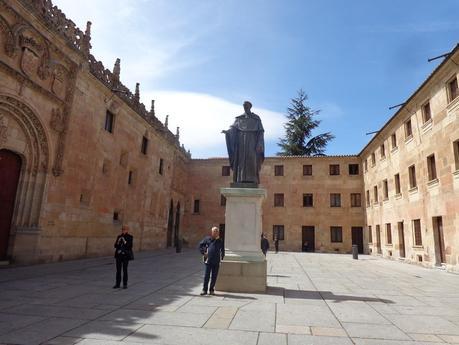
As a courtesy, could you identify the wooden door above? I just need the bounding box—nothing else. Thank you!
[302,226,315,252]
[0,150,22,259]
[351,227,364,254]
[433,217,446,264]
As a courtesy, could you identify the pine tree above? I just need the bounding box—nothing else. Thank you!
[277,89,334,156]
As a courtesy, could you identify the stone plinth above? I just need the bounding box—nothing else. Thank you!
[215,187,267,292]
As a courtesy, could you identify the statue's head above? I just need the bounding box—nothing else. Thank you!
[243,101,252,114]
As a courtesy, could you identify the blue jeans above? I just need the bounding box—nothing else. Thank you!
[203,263,219,292]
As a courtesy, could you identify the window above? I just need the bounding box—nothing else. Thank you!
[330,226,343,243]
[454,140,459,171]
[368,225,373,243]
[427,154,437,181]
[274,193,284,207]
[394,173,401,195]
[128,170,134,185]
[329,164,340,175]
[383,179,389,200]
[371,153,376,166]
[366,190,370,206]
[274,165,284,176]
[113,211,120,222]
[349,164,359,175]
[222,166,231,176]
[405,119,413,139]
[104,110,114,133]
[386,223,392,245]
[303,164,312,176]
[413,219,422,246]
[380,144,386,158]
[448,76,459,102]
[373,185,378,203]
[193,199,200,214]
[273,225,284,240]
[303,193,313,207]
[220,195,226,206]
[330,193,341,207]
[391,133,397,149]
[364,159,368,172]
[422,101,432,123]
[350,193,361,207]
[409,166,418,188]
[159,158,164,175]
[141,136,148,154]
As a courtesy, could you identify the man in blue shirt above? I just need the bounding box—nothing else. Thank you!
[199,227,224,295]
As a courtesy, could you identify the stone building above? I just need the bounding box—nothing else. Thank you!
[0,0,190,264]
[0,0,458,272]
[184,156,365,254]
[361,44,459,272]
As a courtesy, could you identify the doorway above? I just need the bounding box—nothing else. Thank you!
[173,202,181,248]
[432,216,446,265]
[376,225,382,254]
[351,227,364,254]
[398,221,406,258]
[0,150,22,259]
[166,200,173,247]
[301,226,315,252]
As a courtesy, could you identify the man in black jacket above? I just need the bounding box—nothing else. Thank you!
[261,233,269,256]
[113,225,133,289]
[199,227,224,295]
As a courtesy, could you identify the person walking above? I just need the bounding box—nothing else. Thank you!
[113,225,133,289]
[274,235,279,254]
[199,227,224,296]
[261,233,270,256]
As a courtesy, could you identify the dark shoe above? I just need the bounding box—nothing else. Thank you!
[122,285,127,289]
[113,285,120,289]
[209,290,215,295]
[200,290,207,296]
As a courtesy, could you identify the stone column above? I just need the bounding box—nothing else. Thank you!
[215,187,267,292]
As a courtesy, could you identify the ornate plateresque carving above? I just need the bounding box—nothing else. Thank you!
[0,114,7,145]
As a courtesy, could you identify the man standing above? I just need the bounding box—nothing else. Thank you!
[199,227,224,295]
[274,235,279,254]
[261,233,270,256]
[113,225,133,289]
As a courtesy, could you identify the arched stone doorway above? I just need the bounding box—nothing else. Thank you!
[0,94,50,262]
[0,150,22,259]
[174,202,181,248]
[166,200,174,247]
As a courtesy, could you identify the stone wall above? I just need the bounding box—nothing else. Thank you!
[183,156,366,254]
[361,46,459,272]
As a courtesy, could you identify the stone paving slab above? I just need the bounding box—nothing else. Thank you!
[0,250,459,344]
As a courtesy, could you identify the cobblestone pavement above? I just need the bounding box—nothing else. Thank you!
[1,250,459,345]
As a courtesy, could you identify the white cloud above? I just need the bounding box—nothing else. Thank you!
[142,91,285,158]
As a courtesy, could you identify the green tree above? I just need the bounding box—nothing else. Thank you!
[277,89,334,156]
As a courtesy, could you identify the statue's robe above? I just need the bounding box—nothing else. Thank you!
[225,113,264,185]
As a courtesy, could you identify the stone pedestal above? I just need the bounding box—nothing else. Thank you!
[215,187,267,293]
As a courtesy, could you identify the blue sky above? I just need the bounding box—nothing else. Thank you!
[54,0,459,158]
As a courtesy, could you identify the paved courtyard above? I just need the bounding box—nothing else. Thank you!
[1,250,459,345]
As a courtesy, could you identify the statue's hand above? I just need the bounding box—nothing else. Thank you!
[221,130,227,134]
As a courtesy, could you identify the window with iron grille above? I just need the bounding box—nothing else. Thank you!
[303,193,313,207]
[104,110,115,133]
[409,165,417,189]
[427,154,437,181]
[386,223,392,245]
[274,193,284,207]
[330,226,343,243]
[303,164,312,176]
[350,193,361,207]
[330,193,341,207]
[413,219,422,246]
[329,164,340,175]
[274,165,284,176]
[349,164,359,175]
[222,166,231,176]
[394,173,401,195]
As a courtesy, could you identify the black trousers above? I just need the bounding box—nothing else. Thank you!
[115,257,129,286]
[203,263,219,292]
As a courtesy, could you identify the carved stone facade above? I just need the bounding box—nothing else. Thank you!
[0,1,457,273]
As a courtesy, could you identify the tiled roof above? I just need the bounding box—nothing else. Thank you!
[192,154,358,161]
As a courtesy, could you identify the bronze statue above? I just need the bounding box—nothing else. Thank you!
[222,101,265,187]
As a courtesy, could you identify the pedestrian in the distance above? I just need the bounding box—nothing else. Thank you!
[199,227,224,296]
[261,233,270,256]
[274,235,279,254]
[113,225,133,289]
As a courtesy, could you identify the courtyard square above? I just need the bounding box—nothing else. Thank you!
[1,250,459,345]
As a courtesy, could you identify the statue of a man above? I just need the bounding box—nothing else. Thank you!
[222,101,265,187]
